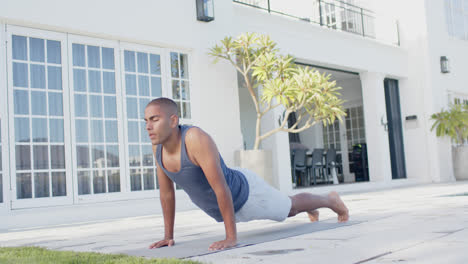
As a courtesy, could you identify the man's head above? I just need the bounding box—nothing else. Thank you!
[144,97,179,145]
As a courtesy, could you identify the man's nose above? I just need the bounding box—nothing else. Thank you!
[146,122,152,130]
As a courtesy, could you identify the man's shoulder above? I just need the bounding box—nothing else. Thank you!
[185,126,208,141]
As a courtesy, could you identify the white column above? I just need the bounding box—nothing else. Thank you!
[360,72,392,182]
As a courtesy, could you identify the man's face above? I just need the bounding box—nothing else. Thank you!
[144,104,176,145]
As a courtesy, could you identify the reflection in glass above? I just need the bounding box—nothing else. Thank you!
[180,53,189,79]
[75,94,88,117]
[128,121,139,143]
[150,54,161,74]
[30,64,46,89]
[73,69,86,91]
[31,91,47,115]
[30,38,45,62]
[181,81,190,100]
[33,145,49,170]
[140,121,149,143]
[129,145,141,167]
[125,74,137,95]
[124,50,136,72]
[91,120,104,143]
[50,145,65,169]
[0,174,2,203]
[15,118,30,143]
[93,170,106,194]
[12,35,27,60]
[48,66,62,90]
[75,120,89,143]
[182,102,191,119]
[106,145,119,167]
[88,70,102,93]
[78,171,91,195]
[144,169,155,190]
[72,44,85,67]
[139,98,150,119]
[137,52,149,73]
[138,76,149,96]
[32,118,48,142]
[172,80,180,99]
[52,172,66,196]
[90,95,103,118]
[170,52,179,78]
[34,172,50,198]
[104,96,116,118]
[102,47,115,69]
[108,170,120,192]
[92,145,105,168]
[13,62,28,87]
[103,72,116,94]
[126,98,138,119]
[49,92,63,116]
[130,169,142,191]
[16,145,31,170]
[105,121,118,143]
[87,45,101,68]
[151,77,162,97]
[47,40,61,64]
[76,145,90,168]
[142,145,154,166]
[14,90,29,114]
[17,173,32,199]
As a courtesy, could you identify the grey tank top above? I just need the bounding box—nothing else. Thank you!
[156,125,249,222]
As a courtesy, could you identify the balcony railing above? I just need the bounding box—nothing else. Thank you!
[233,0,400,46]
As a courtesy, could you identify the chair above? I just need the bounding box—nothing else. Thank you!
[292,149,309,186]
[323,148,337,184]
[310,148,324,185]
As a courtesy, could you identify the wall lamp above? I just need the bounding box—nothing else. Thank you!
[196,0,214,22]
[440,56,450,74]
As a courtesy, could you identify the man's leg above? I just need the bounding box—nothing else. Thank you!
[288,191,349,222]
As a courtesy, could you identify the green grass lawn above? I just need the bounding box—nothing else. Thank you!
[0,247,203,264]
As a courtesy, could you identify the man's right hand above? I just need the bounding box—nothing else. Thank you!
[148,239,175,249]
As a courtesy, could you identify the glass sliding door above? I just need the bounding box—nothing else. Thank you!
[7,27,72,208]
[169,52,191,122]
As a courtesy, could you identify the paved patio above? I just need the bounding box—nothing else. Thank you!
[1,181,467,263]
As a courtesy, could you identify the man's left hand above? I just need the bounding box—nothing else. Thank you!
[208,238,237,251]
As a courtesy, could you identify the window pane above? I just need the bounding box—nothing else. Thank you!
[87,45,101,68]
[93,170,106,194]
[125,74,137,95]
[90,95,103,118]
[151,77,162,97]
[107,169,120,193]
[14,90,29,114]
[72,44,85,67]
[78,171,91,195]
[91,120,104,142]
[128,121,139,143]
[88,70,102,93]
[15,118,30,143]
[30,38,45,62]
[180,53,189,79]
[32,118,48,142]
[104,96,117,118]
[75,94,88,117]
[129,145,141,167]
[182,102,191,119]
[77,145,90,168]
[138,76,150,96]
[49,119,64,143]
[143,168,155,190]
[150,54,161,74]
[102,47,115,69]
[0,174,2,203]
[52,172,66,196]
[170,52,179,78]
[47,40,61,64]
[103,72,116,94]
[106,145,119,167]
[16,145,31,170]
[139,98,150,119]
[124,50,136,72]
[49,92,63,116]
[30,64,46,89]
[92,145,105,168]
[130,169,142,191]
[181,80,190,100]
[127,98,138,119]
[48,66,62,90]
[172,80,180,99]
[140,121,149,143]
[31,91,47,115]
[34,172,50,198]
[142,145,154,166]
[137,52,149,73]
[105,121,118,143]
[12,35,27,61]
[17,173,32,199]
[13,62,28,87]
[75,120,89,143]
[33,145,49,170]
[50,145,65,169]
[73,69,86,91]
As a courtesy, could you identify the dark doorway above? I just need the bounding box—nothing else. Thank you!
[384,78,407,179]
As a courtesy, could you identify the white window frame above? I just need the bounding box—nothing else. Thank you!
[0,23,10,212]
[6,25,73,209]
[445,0,468,40]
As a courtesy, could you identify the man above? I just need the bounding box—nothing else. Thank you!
[145,98,349,251]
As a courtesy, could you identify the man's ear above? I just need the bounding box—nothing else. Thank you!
[170,114,179,128]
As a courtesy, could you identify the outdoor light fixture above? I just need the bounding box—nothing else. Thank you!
[440,56,450,73]
[196,0,214,22]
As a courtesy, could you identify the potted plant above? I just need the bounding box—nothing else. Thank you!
[209,32,345,187]
[431,103,468,181]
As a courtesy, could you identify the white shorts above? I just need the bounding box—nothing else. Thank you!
[233,167,292,223]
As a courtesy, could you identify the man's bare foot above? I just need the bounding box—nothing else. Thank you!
[307,210,319,222]
[328,191,349,222]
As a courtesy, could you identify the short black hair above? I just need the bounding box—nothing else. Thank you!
[146,97,178,116]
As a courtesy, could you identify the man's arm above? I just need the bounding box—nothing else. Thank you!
[185,128,237,251]
[149,147,176,249]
